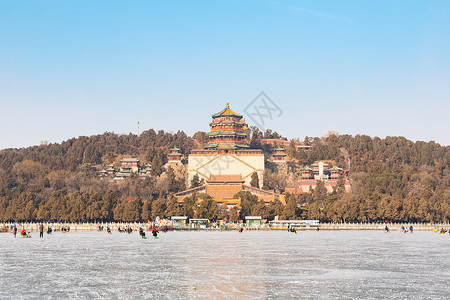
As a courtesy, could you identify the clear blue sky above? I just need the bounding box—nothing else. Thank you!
[1,0,449,149]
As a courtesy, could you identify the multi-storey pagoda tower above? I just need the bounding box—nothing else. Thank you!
[205,103,249,154]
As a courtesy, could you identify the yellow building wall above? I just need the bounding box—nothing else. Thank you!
[188,153,264,187]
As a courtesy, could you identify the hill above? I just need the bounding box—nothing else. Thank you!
[0,129,448,223]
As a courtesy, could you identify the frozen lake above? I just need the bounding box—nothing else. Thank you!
[1,230,449,299]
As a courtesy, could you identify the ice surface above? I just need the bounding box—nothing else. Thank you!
[0,230,449,299]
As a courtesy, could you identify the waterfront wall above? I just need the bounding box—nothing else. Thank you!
[316,222,448,231]
[2,222,156,232]
[2,221,449,232]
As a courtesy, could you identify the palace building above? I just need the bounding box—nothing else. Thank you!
[119,158,139,172]
[272,148,287,163]
[167,148,182,164]
[298,161,351,193]
[174,174,285,206]
[99,158,151,179]
[187,103,264,188]
[175,103,285,206]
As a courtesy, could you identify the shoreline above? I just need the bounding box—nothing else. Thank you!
[2,222,448,232]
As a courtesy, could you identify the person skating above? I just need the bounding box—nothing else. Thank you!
[139,227,146,238]
[152,227,159,238]
[385,225,389,233]
[13,225,17,238]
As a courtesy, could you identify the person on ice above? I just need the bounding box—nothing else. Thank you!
[39,224,44,238]
[139,227,146,238]
[152,227,159,237]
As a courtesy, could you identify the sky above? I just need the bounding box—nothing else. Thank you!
[1,0,449,150]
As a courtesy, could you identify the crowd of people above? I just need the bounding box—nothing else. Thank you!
[434,228,448,234]
[5,223,450,237]
[399,225,414,233]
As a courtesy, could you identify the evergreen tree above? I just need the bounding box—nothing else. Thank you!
[196,197,218,220]
[235,191,258,219]
[165,197,181,217]
[267,200,284,220]
[113,201,125,222]
[307,202,323,220]
[101,190,116,221]
[218,203,229,221]
[151,198,167,219]
[281,195,298,220]
[182,194,197,218]
[313,180,328,205]
[123,200,141,222]
[250,172,260,188]
[167,166,179,193]
[191,174,201,188]
[229,206,240,222]
[141,200,152,221]
[251,200,270,219]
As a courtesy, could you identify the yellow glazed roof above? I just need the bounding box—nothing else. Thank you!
[212,103,243,118]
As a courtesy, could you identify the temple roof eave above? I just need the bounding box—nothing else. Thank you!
[212,109,243,118]
[208,131,248,137]
[210,121,245,127]
[205,143,250,149]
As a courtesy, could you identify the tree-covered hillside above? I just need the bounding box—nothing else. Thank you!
[294,134,449,223]
[0,129,448,223]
